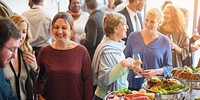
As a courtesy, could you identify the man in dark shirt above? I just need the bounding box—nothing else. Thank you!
[80,0,105,60]
[0,18,21,100]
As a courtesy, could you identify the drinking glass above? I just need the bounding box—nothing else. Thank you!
[132,53,143,78]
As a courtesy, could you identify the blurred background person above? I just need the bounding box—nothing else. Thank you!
[180,8,194,66]
[0,18,21,100]
[3,15,38,100]
[22,0,52,58]
[80,0,105,60]
[191,15,200,67]
[161,0,173,11]
[100,0,115,12]
[158,4,189,67]
[67,0,89,44]
[114,0,123,9]
[35,12,93,100]
[125,8,172,90]
[114,0,129,12]
[79,0,105,95]
[28,0,33,8]
[92,12,146,100]
[0,0,14,17]
[119,0,145,44]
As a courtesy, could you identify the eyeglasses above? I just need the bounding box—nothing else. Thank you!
[4,46,17,54]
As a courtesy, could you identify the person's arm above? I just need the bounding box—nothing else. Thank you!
[82,49,93,100]
[198,16,200,33]
[80,19,98,48]
[97,52,134,86]
[172,34,189,60]
[23,51,39,72]
[191,32,200,41]
[162,40,172,77]
[34,48,46,99]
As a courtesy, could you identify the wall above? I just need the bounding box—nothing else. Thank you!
[2,0,69,19]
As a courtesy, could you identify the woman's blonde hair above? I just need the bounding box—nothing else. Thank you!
[102,12,126,36]
[161,4,187,35]
[10,15,33,52]
[146,8,163,24]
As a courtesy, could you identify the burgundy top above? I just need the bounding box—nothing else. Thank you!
[35,45,93,100]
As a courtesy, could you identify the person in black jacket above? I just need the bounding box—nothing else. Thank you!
[79,0,105,97]
[80,0,105,60]
[119,0,145,44]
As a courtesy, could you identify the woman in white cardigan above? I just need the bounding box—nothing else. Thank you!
[92,12,145,100]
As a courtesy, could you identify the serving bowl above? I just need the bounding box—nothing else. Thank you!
[142,76,189,100]
[171,67,200,90]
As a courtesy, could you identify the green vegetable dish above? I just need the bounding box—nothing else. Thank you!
[145,76,189,95]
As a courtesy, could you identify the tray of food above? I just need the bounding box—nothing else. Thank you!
[142,76,189,100]
[104,88,155,100]
[171,66,200,81]
[171,66,200,89]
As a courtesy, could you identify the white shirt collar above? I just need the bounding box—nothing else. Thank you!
[32,5,43,9]
[126,6,137,17]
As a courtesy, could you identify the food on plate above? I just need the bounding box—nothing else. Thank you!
[172,66,200,81]
[147,76,164,87]
[173,69,183,77]
[190,73,200,80]
[165,78,181,86]
[138,88,147,93]
[185,67,193,74]
[145,76,188,95]
[177,72,192,80]
[107,88,155,100]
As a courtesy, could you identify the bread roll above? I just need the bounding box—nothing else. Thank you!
[177,72,192,80]
[190,73,200,80]
[174,70,183,78]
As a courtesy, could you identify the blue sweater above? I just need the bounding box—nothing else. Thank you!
[124,31,172,90]
[0,67,17,100]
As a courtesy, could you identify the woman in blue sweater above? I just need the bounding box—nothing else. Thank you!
[124,8,172,90]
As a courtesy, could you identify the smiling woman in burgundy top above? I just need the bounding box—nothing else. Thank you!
[35,12,93,100]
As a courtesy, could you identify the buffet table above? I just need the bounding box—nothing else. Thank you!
[190,90,200,100]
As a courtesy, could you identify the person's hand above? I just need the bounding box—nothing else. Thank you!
[78,34,86,42]
[125,57,134,68]
[23,51,38,72]
[192,32,200,41]
[191,43,200,52]
[36,94,46,100]
[131,67,144,76]
[140,69,157,78]
[120,58,144,75]
[171,42,176,49]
